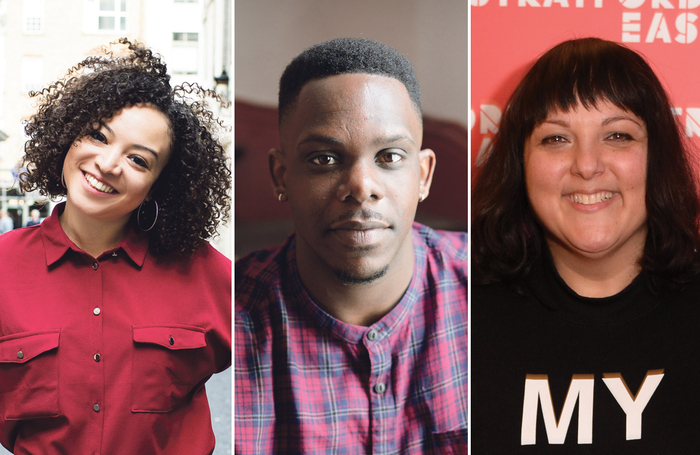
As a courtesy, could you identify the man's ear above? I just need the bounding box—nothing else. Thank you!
[269,148,288,202]
[418,148,436,202]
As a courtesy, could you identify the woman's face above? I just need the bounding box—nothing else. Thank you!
[62,104,172,225]
[523,99,648,262]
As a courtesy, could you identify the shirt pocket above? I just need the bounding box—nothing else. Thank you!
[0,330,61,420]
[131,324,207,413]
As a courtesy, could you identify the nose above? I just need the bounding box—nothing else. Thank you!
[570,140,604,179]
[336,160,384,203]
[94,147,122,175]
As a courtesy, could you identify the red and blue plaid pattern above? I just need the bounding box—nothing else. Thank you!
[235,223,467,454]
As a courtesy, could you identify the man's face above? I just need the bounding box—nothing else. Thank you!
[273,73,435,284]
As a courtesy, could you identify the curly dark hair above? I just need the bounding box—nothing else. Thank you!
[472,37,700,291]
[278,37,421,126]
[20,38,231,258]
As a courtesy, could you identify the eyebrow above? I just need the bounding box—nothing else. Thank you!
[298,134,344,147]
[374,134,416,147]
[102,123,161,160]
[542,116,644,128]
[601,116,644,127]
[298,133,416,148]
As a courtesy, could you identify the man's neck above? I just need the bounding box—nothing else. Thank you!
[295,237,415,327]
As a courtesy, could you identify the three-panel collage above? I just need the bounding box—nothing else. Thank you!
[0,0,698,453]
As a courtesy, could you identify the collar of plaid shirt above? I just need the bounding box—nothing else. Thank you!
[235,222,468,454]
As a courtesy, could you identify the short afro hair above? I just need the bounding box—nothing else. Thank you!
[20,38,231,258]
[278,37,421,125]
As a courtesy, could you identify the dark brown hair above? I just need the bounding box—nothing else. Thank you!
[472,37,700,290]
[20,39,231,258]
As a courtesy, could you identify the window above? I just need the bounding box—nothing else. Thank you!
[23,0,45,35]
[98,0,127,32]
[21,57,44,94]
[171,32,199,76]
[83,0,128,34]
[173,32,199,43]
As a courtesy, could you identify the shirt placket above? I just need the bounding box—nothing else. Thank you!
[365,328,396,455]
[87,256,105,454]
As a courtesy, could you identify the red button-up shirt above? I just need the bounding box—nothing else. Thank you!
[0,203,231,454]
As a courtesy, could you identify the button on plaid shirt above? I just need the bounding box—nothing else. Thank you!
[235,223,467,454]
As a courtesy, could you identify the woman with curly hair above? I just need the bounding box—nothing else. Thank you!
[0,39,231,454]
[472,38,700,452]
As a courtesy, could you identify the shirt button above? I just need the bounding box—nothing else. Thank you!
[94,353,101,362]
[16,350,23,359]
[93,307,101,316]
[92,262,99,270]
[93,404,100,412]
[169,336,175,345]
[374,382,386,394]
[112,252,117,257]
[367,330,378,341]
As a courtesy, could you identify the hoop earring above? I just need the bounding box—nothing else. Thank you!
[61,169,66,189]
[137,199,158,232]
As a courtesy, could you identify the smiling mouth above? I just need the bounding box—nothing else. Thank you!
[569,192,613,205]
[84,172,116,194]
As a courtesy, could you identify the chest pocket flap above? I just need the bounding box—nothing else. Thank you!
[0,330,60,363]
[132,325,206,350]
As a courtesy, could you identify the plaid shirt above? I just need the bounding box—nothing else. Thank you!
[235,223,468,454]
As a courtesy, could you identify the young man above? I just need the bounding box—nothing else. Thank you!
[235,38,467,453]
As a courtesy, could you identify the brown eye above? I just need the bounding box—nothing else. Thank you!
[541,135,567,145]
[129,155,149,168]
[310,155,337,165]
[378,152,404,164]
[607,132,633,141]
[89,131,107,143]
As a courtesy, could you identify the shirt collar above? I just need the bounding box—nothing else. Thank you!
[285,225,426,345]
[41,202,149,267]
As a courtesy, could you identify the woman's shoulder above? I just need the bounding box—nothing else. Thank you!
[194,242,231,266]
[0,225,43,254]
[149,241,231,283]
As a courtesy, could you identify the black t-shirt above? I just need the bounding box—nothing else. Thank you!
[471,254,700,453]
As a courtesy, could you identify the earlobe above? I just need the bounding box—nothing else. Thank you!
[269,148,288,202]
[418,148,436,201]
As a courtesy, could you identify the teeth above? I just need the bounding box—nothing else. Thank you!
[84,173,116,193]
[569,192,613,205]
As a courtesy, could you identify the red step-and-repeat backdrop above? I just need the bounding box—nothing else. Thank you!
[471,0,700,178]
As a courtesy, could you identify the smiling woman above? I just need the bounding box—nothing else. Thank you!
[471,38,700,453]
[61,105,173,250]
[0,39,231,454]
[524,101,649,297]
